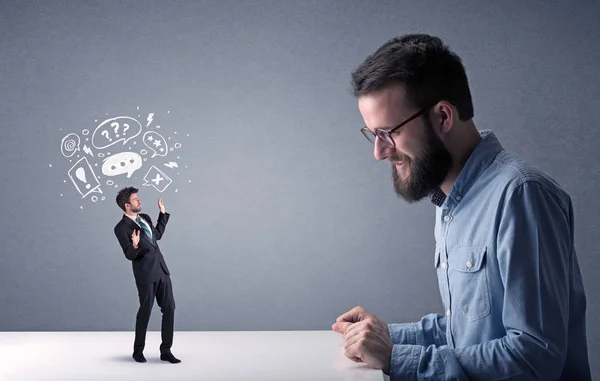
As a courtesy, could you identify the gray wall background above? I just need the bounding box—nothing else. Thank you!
[1,0,598,376]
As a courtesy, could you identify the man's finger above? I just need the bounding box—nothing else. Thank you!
[343,333,359,351]
[336,306,366,324]
[332,322,352,334]
[344,326,365,349]
[344,342,363,363]
[343,319,366,340]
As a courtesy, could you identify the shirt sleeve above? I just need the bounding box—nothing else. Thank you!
[389,181,576,381]
[388,314,447,347]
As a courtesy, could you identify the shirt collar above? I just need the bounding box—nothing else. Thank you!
[429,130,504,207]
[125,213,143,224]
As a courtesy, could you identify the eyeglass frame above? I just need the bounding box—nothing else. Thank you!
[360,102,437,148]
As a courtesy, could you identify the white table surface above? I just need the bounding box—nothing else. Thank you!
[0,330,386,381]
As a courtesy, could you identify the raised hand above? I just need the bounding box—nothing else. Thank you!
[131,229,141,248]
[158,197,165,214]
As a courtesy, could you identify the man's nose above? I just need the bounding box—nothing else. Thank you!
[374,137,393,161]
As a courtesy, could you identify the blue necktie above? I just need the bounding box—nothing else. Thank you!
[136,216,153,241]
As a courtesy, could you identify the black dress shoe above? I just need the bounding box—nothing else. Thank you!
[132,352,146,363]
[160,352,181,363]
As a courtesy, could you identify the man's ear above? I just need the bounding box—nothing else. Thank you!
[436,101,454,134]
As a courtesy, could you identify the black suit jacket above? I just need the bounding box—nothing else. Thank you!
[114,212,171,286]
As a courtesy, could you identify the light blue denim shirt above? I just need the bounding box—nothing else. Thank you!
[387,130,590,380]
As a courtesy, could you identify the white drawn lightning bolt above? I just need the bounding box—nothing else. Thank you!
[83,144,94,157]
[163,162,178,169]
[146,113,155,128]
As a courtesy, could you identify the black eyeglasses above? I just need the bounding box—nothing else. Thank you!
[360,105,434,148]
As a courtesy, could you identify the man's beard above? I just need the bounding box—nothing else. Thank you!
[391,117,452,203]
[131,206,142,213]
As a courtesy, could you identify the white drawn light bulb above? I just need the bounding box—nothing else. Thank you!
[75,167,91,189]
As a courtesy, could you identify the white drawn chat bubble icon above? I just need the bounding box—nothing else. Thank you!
[143,131,168,158]
[142,165,172,192]
[92,116,142,149]
[68,157,102,198]
[61,133,81,158]
[101,152,143,178]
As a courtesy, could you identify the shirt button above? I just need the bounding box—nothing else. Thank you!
[466,260,473,269]
[446,309,451,317]
[441,261,447,269]
[456,195,462,201]
[443,215,452,222]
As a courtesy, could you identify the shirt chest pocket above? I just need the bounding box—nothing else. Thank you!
[448,246,491,321]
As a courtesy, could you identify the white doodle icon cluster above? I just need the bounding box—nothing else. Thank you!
[55,109,189,207]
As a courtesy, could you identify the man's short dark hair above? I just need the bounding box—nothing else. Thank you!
[116,187,138,212]
[351,34,474,121]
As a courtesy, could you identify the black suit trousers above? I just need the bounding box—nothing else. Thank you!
[134,273,176,354]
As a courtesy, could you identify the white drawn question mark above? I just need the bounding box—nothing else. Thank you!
[111,121,120,138]
[101,130,111,141]
[122,123,130,135]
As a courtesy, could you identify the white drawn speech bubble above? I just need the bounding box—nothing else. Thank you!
[142,165,172,192]
[143,131,168,158]
[92,116,142,149]
[61,133,81,158]
[101,152,143,178]
[68,157,102,198]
